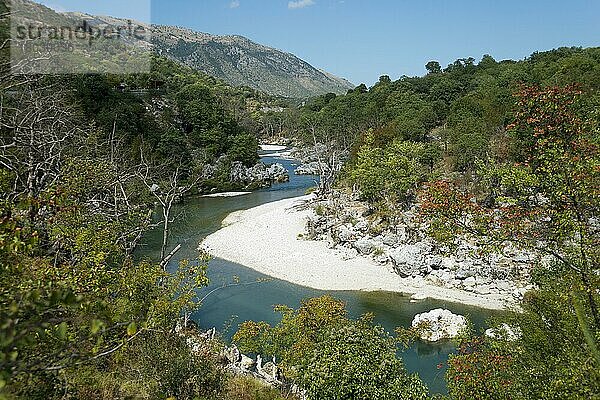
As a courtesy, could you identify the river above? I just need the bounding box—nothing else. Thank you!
[137,155,502,394]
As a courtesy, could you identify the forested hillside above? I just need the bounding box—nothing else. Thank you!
[285,47,600,179]
[0,29,288,397]
[1,0,599,394]
[247,46,599,399]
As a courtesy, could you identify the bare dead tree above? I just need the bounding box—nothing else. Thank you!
[303,115,351,197]
[138,153,200,268]
[0,75,82,222]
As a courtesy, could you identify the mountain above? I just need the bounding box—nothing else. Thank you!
[13,0,355,98]
[150,25,355,98]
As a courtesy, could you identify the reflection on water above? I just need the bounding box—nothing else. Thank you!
[136,156,501,394]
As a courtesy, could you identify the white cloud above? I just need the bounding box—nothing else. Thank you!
[229,0,240,9]
[288,0,315,10]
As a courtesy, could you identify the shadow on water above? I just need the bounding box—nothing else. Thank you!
[136,155,503,394]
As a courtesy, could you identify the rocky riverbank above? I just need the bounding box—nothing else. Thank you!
[201,154,289,192]
[305,191,538,302]
[289,144,332,176]
[180,324,305,399]
[200,195,514,310]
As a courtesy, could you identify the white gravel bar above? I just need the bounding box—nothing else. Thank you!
[200,196,513,310]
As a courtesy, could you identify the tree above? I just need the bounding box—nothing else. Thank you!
[138,156,199,265]
[379,75,392,84]
[351,135,434,208]
[425,61,442,74]
[233,296,428,400]
[227,133,259,167]
[303,115,351,196]
[420,85,600,398]
[0,77,80,222]
[0,72,212,397]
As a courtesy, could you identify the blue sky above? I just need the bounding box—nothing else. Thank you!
[38,0,600,85]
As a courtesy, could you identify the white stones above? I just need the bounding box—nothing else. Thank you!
[389,244,425,277]
[485,323,522,341]
[410,292,429,301]
[495,280,513,292]
[463,276,476,288]
[474,284,492,295]
[305,190,534,300]
[240,354,256,370]
[425,255,443,270]
[354,220,368,231]
[337,225,355,242]
[411,309,468,342]
[512,252,531,263]
[353,237,377,255]
[382,232,400,246]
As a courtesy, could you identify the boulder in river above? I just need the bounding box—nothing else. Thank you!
[411,309,468,342]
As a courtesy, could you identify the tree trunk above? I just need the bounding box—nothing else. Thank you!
[161,208,169,261]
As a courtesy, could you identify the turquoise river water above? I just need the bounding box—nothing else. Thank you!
[138,155,502,394]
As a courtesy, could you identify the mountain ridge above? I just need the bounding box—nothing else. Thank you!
[62,9,355,98]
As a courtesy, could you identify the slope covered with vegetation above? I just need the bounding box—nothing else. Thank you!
[1,0,599,395]
[245,46,599,399]
[0,6,286,393]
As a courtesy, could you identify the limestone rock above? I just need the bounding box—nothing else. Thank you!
[223,345,241,364]
[411,309,468,342]
[295,161,324,175]
[389,244,424,277]
[336,225,355,243]
[353,237,376,255]
[230,161,289,186]
[240,354,256,370]
[485,323,522,341]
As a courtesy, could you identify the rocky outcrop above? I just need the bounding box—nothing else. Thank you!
[305,191,538,301]
[290,144,341,177]
[179,325,306,398]
[202,155,289,190]
[411,309,468,342]
[229,161,289,185]
[295,161,325,176]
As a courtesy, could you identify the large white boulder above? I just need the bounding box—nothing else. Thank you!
[389,244,425,277]
[411,309,468,342]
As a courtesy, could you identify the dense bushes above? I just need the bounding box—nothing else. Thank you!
[234,296,429,400]
[0,58,268,398]
[290,47,600,204]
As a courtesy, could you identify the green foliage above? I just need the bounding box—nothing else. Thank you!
[351,134,437,206]
[422,85,600,398]
[68,331,226,400]
[0,63,246,398]
[291,47,600,192]
[234,296,428,400]
[68,57,264,188]
[220,376,291,400]
[228,133,260,167]
[299,322,428,400]
[447,271,600,399]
